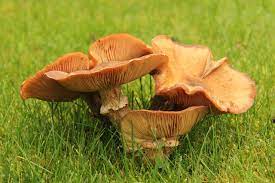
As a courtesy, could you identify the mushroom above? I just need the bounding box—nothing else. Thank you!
[150,35,256,114]
[120,106,208,160]
[20,33,255,161]
[20,52,95,101]
[45,34,168,123]
[46,54,168,118]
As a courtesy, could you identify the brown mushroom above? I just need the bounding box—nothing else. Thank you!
[46,34,168,120]
[151,35,256,114]
[46,54,168,115]
[20,52,95,101]
[120,106,208,160]
[19,33,212,162]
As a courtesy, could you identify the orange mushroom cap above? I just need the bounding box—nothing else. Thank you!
[151,35,256,114]
[88,33,152,64]
[20,52,94,101]
[46,54,168,92]
[120,106,208,151]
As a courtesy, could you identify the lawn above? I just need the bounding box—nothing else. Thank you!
[0,0,274,182]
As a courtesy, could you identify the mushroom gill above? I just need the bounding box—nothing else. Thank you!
[151,35,256,114]
[20,52,94,101]
[120,106,208,159]
[46,54,167,93]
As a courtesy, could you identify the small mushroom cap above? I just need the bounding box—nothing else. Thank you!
[89,33,152,64]
[20,52,93,101]
[151,35,256,114]
[46,54,168,92]
[120,106,208,150]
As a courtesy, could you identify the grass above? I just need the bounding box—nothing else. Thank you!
[0,0,274,182]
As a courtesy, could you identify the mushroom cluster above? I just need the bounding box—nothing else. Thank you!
[20,34,256,160]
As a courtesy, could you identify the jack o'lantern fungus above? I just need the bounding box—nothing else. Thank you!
[20,52,95,101]
[150,35,256,114]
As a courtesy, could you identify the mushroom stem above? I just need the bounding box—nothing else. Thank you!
[83,87,129,125]
[83,92,114,128]
[98,87,130,126]
[82,90,129,128]
[99,87,128,115]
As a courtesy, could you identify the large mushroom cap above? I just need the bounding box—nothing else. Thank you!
[20,52,93,101]
[89,33,152,64]
[46,54,168,92]
[151,35,256,114]
[120,106,208,150]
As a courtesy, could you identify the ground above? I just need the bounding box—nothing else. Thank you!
[0,0,274,182]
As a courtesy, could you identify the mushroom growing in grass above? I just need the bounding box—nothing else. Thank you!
[46,34,168,121]
[20,33,256,161]
[43,34,209,159]
[120,106,208,160]
[150,35,256,114]
[46,58,208,159]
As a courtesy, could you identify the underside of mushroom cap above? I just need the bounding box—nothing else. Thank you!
[151,35,256,114]
[120,106,208,151]
[20,52,93,101]
[46,54,168,92]
[89,33,152,64]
